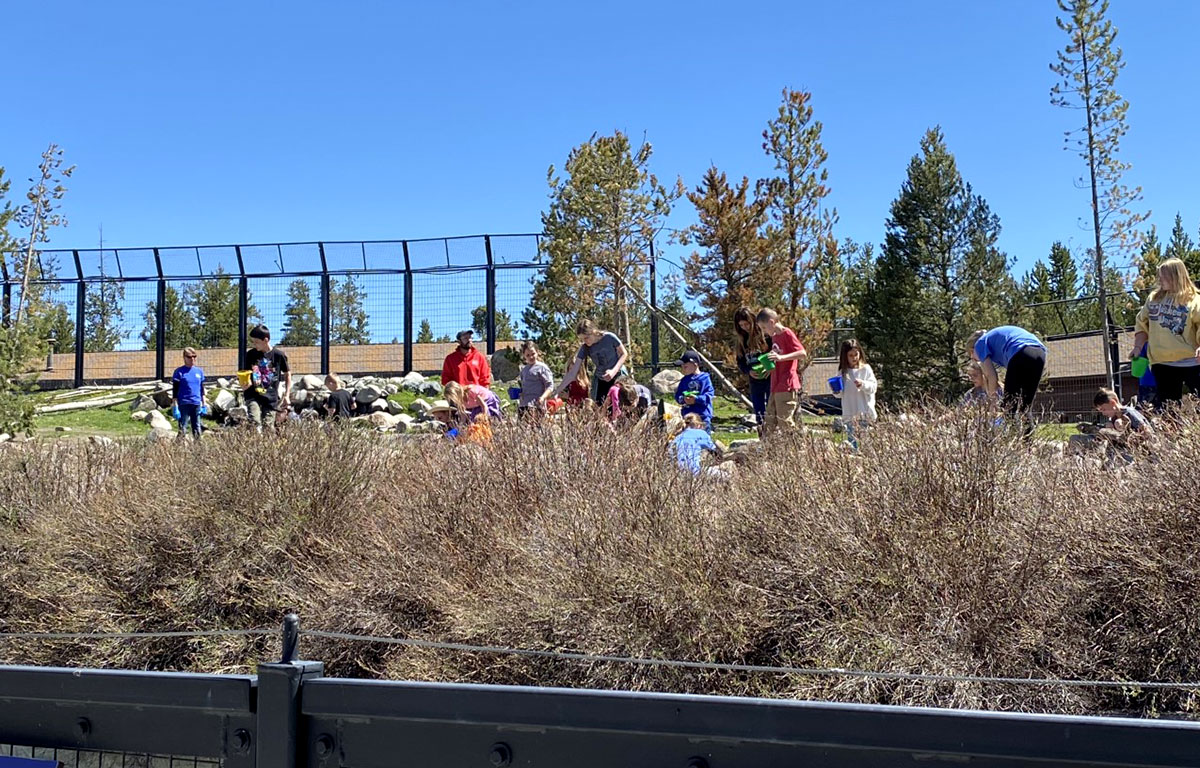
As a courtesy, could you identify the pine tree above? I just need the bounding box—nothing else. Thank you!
[1133,227,1163,295]
[677,166,773,363]
[471,305,517,342]
[280,279,320,347]
[758,88,836,314]
[42,301,75,354]
[1023,260,1059,338]
[140,285,195,350]
[416,319,434,344]
[525,131,682,361]
[857,127,1016,403]
[1164,213,1199,276]
[186,269,243,347]
[1052,0,1148,388]
[330,275,369,344]
[83,251,125,352]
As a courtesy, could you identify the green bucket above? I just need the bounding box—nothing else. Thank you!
[1131,356,1149,379]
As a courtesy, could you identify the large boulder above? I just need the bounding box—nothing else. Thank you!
[131,394,158,412]
[400,372,425,391]
[418,381,443,397]
[307,391,329,411]
[147,410,173,432]
[130,410,151,422]
[355,384,384,405]
[386,399,404,416]
[394,413,415,433]
[227,406,248,423]
[211,389,237,416]
[650,369,683,396]
[490,350,520,382]
[145,427,175,444]
[368,399,389,412]
[369,412,402,430]
[299,374,324,390]
[409,398,432,417]
[151,384,175,409]
[290,389,310,410]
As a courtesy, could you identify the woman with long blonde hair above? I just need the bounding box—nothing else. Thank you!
[1132,257,1200,406]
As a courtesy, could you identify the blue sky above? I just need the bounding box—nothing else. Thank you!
[3,1,1199,347]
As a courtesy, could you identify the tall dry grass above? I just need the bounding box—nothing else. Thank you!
[1,407,1198,716]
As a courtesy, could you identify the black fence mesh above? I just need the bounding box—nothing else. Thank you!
[1,744,219,768]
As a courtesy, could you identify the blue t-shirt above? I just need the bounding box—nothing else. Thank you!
[172,365,205,405]
[974,326,1045,368]
[673,428,717,475]
[675,372,715,425]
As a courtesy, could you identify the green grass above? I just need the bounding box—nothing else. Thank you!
[33,402,154,439]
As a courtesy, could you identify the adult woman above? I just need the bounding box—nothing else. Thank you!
[1131,258,1200,407]
[553,319,629,405]
[733,306,771,430]
[967,325,1047,421]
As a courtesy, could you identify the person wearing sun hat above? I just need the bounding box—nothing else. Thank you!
[441,329,492,388]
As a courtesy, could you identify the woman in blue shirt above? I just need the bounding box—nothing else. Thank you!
[967,326,1047,422]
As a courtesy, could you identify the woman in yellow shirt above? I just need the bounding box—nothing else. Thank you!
[1132,258,1200,407]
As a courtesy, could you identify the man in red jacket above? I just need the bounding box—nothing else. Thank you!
[441,329,492,387]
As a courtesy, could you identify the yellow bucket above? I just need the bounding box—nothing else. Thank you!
[236,369,253,388]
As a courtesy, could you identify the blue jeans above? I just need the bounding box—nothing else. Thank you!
[845,420,868,451]
[178,403,202,439]
[748,377,770,426]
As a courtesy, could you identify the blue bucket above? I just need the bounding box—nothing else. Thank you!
[508,386,522,401]
[827,375,843,394]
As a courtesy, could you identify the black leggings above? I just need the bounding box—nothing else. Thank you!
[1149,363,1200,406]
[1002,346,1046,415]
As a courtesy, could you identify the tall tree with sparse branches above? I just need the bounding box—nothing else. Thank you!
[1051,0,1148,389]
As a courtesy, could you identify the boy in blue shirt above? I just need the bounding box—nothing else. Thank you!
[672,414,723,475]
[171,347,206,440]
[674,350,715,431]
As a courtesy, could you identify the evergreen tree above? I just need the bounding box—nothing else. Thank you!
[434,333,452,343]
[1164,213,1199,276]
[677,166,773,363]
[140,284,195,350]
[1052,0,1148,388]
[758,88,836,314]
[280,278,320,347]
[1133,226,1163,295]
[185,269,244,347]
[42,301,75,354]
[857,127,1016,403]
[416,319,434,343]
[471,305,517,342]
[525,131,682,361]
[1047,241,1080,300]
[330,275,369,344]
[1023,260,1059,338]
[83,252,124,352]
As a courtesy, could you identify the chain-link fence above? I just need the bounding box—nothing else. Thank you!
[2,234,667,388]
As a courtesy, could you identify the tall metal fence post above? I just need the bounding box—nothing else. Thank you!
[73,250,85,387]
[236,246,248,369]
[402,241,413,374]
[484,235,497,355]
[1,282,10,327]
[1107,305,1122,399]
[154,248,166,380]
[256,615,324,768]
[318,243,330,375]
[649,245,660,375]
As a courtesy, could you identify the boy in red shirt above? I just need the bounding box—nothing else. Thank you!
[756,308,807,435]
[441,329,492,388]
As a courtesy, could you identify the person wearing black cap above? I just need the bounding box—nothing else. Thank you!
[674,349,715,431]
[441,328,492,389]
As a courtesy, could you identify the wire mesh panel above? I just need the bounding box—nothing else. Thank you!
[494,266,541,343]
[80,279,156,381]
[360,242,405,273]
[1,745,220,768]
[488,234,540,266]
[328,272,404,376]
[412,269,485,373]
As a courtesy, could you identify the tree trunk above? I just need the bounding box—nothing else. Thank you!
[1080,35,1116,392]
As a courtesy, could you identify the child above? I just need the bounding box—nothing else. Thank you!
[756,309,807,435]
[171,347,206,440]
[445,381,502,423]
[961,361,1003,406]
[674,350,715,431]
[518,340,555,416]
[836,339,877,451]
[1092,388,1153,466]
[607,375,653,424]
[566,366,591,408]
[734,306,772,430]
[243,325,291,431]
[672,413,724,475]
[323,374,354,420]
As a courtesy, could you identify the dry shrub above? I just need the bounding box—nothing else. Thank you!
[0,408,1198,715]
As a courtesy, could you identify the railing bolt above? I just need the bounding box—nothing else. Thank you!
[75,717,91,737]
[315,734,335,759]
[489,742,512,766]
[232,729,252,754]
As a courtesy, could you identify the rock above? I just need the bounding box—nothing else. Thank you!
[728,439,760,452]
[410,398,432,416]
[307,391,329,411]
[490,349,520,382]
[151,385,175,409]
[212,389,237,415]
[419,381,443,397]
[0,434,10,444]
[300,408,321,421]
[290,389,310,409]
[131,410,151,422]
[227,406,248,422]
[388,376,405,387]
[739,414,759,428]
[299,374,324,390]
[385,384,399,396]
[370,412,401,430]
[217,378,230,389]
[131,394,158,412]
[355,385,384,404]
[400,372,426,391]
[651,370,683,396]
[369,399,389,412]
[88,435,116,447]
[147,410,173,431]
[54,426,72,432]
[387,399,404,415]
[145,427,175,444]
[394,413,415,432]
